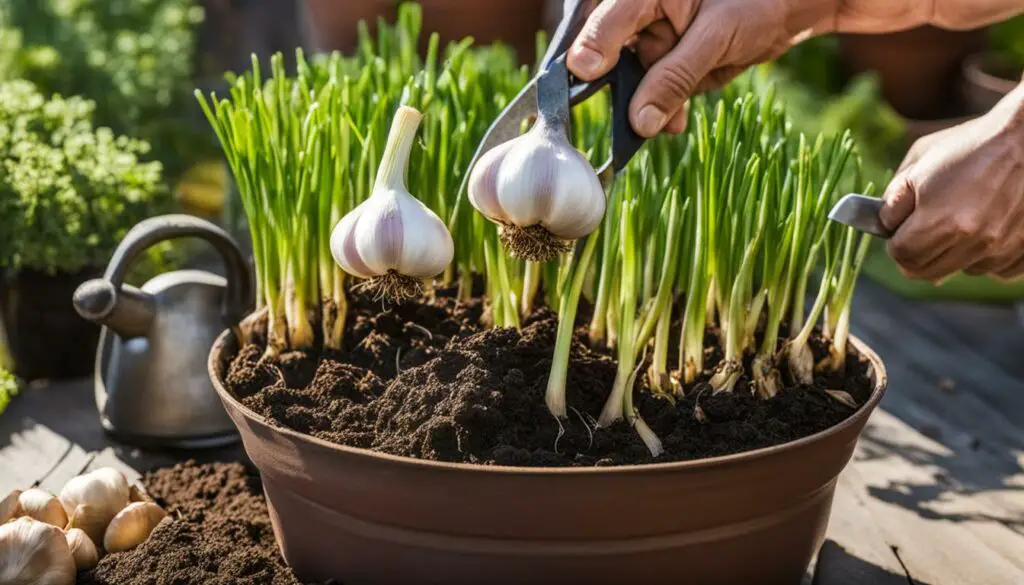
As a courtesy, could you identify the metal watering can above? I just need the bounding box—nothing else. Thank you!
[73,214,253,448]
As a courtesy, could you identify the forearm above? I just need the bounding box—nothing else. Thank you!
[822,0,1024,34]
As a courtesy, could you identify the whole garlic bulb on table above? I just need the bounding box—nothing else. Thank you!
[0,517,76,585]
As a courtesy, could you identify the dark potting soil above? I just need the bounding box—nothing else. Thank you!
[226,292,873,467]
[78,461,330,585]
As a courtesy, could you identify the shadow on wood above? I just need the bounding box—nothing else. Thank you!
[814,540,926,585]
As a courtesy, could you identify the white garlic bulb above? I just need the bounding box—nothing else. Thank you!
[331,105,454,301]
[59,467,130,544]
[18,489,68,528]
[65,528,99,570]
[1,489,23,524]
[103,501,167,553]
[0,517,76,585]
[468,114,605,261]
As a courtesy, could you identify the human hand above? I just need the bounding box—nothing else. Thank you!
[566,0,837,137]
[879,85,1024,282]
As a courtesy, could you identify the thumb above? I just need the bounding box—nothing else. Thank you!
[879,174,917,232]
[568,1,654,81]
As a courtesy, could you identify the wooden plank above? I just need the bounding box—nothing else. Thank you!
[814,467,908,585]
[853,410,1024,585]
[0,380,82,493]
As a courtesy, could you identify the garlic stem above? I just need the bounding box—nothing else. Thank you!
[374,106,422,193]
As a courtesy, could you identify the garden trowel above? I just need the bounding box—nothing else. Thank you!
[828,194,894,239]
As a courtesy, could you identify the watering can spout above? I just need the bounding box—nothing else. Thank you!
[73,279,156,339]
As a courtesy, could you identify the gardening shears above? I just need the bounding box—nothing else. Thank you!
[463,0,647,193]
[828,194,894,239]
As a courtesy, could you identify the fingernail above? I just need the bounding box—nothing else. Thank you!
[571,46,603,77]
[636,105,667,137]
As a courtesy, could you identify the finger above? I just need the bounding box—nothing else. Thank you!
[630,11,728,137]
[886,212,954,277]
[664,109,688,134]
[568,1,656,81]
[914,240,986,282]
[878,174,916,232]
[631,20,679,69]
[692,65,747,95]
[972,249,1024,277]
[994,256,1024,280]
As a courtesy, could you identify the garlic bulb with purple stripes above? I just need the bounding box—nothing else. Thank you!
[330,106,453,301]
[468,114,605,261]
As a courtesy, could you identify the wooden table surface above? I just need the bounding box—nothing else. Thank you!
[2,278,1022,585]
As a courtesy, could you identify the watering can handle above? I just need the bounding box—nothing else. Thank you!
[103,214,254,328]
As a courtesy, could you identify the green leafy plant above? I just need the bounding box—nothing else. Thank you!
[0,80,171,275]
[991,15,1024,71]
[0,367,17,416]
[0,0,211,181]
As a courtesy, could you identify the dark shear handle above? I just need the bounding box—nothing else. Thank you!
[569,48,648,173]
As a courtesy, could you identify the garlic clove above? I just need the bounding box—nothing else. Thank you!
[18,489,68,528]
[66,503,112,549]
[467,139,515,223]
[59,467,130,534]
[0,517,76,585]
[1,489,23,524]
[103,501,167,553]
[129,484,153,503]
[65,528,99,570]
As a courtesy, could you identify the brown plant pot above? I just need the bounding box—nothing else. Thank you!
[962,52,1022,115]
[302,0,546,63]
[418,0,547,64]
[209,331,887,585]
[302,0,398,54]
[1,267,102,381]
[838,26,988,120]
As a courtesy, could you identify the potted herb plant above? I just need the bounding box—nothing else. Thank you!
[201,6,886,584]
[0,81,171,381]
[0,0,220,211]
[963,15,1024,114]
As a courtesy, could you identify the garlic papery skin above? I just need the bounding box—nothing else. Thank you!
[65,528,99,570]
[468,118,605,261]
[330,105,454,302]
[18,489,68,528]
[103,502,167,553]
[0,517,76,585]
[1,489,23,524]
[59,467,130,543]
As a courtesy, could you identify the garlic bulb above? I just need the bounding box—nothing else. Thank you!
[1,489,23,524]
[0,517,75,585]
[59,467,130,544]
[468,102,604,261]
[103,501,167,553]
[65,528,99,570]
[18,489,68,528]
[331,105,454,301]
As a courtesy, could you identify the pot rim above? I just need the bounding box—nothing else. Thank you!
[963,51,1021,94]
[209,329,887,476]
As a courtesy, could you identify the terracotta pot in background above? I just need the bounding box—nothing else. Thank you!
[302,0,547,63]
[962,52,1022,115]
[302,0,398,54]
[838,26,988,120]
[210,331,888,585]
[1,267,102,381]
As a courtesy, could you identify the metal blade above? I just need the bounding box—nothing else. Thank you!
[458,81,539,195]
[828,194,893,239]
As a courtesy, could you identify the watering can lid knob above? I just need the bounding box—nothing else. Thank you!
[73,279,117,320]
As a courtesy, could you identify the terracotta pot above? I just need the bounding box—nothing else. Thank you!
[210,330,887,585]
[301,0,398,54]
[1,267,102,381]
[418,0,547,64]
[838,26,987,120]
[962,52,1022,114]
